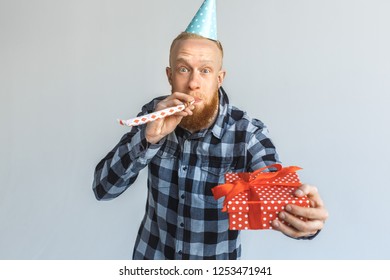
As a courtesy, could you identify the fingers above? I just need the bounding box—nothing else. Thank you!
[164,92,196,117]
[295,184,324,208]
[177,102,195,116]
[285,203,329,221]
[271,184,328,238]
[155,92,195,111]
[293,184,329,220]
[274,208,324,232]
[145,92,195,144]
[271,209,323,238]
[271,218,319,238]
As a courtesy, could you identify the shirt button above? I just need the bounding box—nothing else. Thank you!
[178,250,182,255]
[181,194,185,199]
[180,223,184,227]
[182,166,187,171]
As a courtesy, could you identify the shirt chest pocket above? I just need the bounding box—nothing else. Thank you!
[198,160,233,206]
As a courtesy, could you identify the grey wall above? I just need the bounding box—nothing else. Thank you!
[1,0,389,259]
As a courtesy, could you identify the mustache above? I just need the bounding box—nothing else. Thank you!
[187,92,203,97]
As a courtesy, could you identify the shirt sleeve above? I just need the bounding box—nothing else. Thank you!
[246,118,281,172]
[92,98,167,201]
[92,127,164,201]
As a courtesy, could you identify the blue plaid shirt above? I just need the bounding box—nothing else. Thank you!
[93,88,279,259]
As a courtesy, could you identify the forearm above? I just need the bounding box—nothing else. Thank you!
[92,128,164,200]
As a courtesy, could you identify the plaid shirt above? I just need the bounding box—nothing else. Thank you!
[93,87,279,260]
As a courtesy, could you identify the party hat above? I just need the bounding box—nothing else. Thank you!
[185,0,217,41]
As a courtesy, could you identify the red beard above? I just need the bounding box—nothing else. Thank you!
[179,90,219,132]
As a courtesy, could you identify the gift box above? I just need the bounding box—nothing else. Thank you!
[212,164,310,230]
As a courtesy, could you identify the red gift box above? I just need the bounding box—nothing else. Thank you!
[212,164,310,230]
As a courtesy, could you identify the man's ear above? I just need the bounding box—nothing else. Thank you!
[217,70,226,88]
[166,67,172,85]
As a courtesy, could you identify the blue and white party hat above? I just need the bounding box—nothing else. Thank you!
[185,0,217,41]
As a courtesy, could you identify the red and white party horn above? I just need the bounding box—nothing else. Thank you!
[117,101,195,127]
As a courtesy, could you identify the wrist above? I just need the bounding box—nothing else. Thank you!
[145,133,162,145]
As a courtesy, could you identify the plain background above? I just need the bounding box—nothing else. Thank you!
[1,0,389,259]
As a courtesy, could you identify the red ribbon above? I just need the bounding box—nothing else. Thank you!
[211,164,302,229]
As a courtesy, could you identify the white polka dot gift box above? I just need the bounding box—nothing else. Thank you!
[211,164,310,230]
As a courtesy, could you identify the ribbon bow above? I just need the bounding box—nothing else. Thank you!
[211,164,302,229]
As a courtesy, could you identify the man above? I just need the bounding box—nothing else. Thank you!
[93,0,328,260]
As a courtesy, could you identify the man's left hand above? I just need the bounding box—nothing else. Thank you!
[271,184,329,238]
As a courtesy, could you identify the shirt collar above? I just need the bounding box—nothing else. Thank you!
[210,87,229,139]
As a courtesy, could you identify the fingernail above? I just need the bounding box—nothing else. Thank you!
[295,189,304,196]
[286,205,292,212]
[280,212,286,220]
[273,221,280,228]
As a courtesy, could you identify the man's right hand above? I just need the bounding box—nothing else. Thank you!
[145,92,195,144]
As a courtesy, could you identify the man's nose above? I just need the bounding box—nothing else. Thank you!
[188,71,201,90]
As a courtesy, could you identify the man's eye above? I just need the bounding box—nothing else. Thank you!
[201,68,211,74]
[179,67,188,73]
